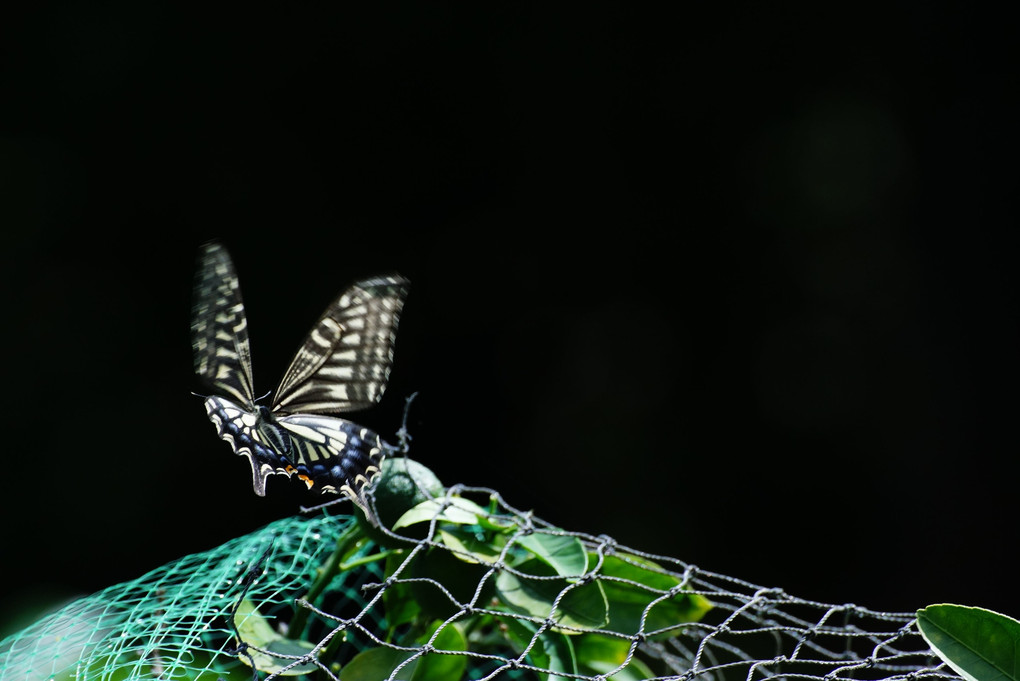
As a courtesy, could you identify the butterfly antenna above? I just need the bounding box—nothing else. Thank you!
[394,391,418,454]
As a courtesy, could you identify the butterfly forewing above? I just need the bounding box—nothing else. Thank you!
[271,276,409,415]
[191,243,255,407]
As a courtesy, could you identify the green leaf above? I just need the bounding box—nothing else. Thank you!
[56,651,252,681]
[543,631,578,680]
[575,633,656,681]
[514,532,588,577]
[410,621,468,680]
[498,617,577,681]
[383,551,421,632]
[233,599,318,676]
[917,604,1020,681]
[393,497,488,530]
[476,512,518,533]
[407,547,497,620]
[341,621,469,681]
[438,526,505,564]
[502,616,549,667]
[596,554,711,639]
[496,558,609,633]
[340,646,415,680]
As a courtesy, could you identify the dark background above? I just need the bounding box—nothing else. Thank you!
[1,3,1017,635]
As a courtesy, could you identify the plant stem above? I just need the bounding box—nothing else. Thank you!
[287,521,364,639]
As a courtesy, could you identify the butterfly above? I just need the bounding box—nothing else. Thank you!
[191,241,409,515]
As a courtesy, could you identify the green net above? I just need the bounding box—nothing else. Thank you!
[0,515,377,680]
[0,473,964,681]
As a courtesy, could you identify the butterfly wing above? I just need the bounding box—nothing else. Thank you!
[275,413,388,512]
[191,242,256,407]
[193,244,407,510]
[271,275,409,415]
[205,397,387,509]
[204,396,291,496]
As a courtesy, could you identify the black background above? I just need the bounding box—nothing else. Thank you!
[1,3,1017,635]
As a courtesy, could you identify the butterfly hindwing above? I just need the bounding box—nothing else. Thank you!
[191,243,255,407]
[204,397,387,510]
[275,414,387,502]
[204,396,289,496]
[272,276,409,415]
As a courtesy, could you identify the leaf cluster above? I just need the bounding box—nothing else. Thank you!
[234,473,713,681]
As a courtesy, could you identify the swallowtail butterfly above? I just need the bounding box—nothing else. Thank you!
[191,241,409,514]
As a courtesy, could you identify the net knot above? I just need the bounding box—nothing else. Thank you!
[753,587,786,600]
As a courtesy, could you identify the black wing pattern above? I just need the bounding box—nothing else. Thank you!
[272,276,409,415]
[191,241,409,514]
[191,242,255,407]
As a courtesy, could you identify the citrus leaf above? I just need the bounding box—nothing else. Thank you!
[407,547,496,620]
[596,554,711,639]
[383,551,420,632]
[476,512,518,533]
[498,616,580,680]
[575,633,655,681]
[339,646,415,680]
[501,616,549,667]
[515,532,588,577]
[410,621,468,680]
[393,497,487,530]
[359,458,445,548]
[233,599,317,676]
[439,526,505,564]
[917,604,1020,681]
[496,558,608,633]
[544,631,577,680]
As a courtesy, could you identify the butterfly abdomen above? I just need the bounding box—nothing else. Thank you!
[253,406,295,461]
